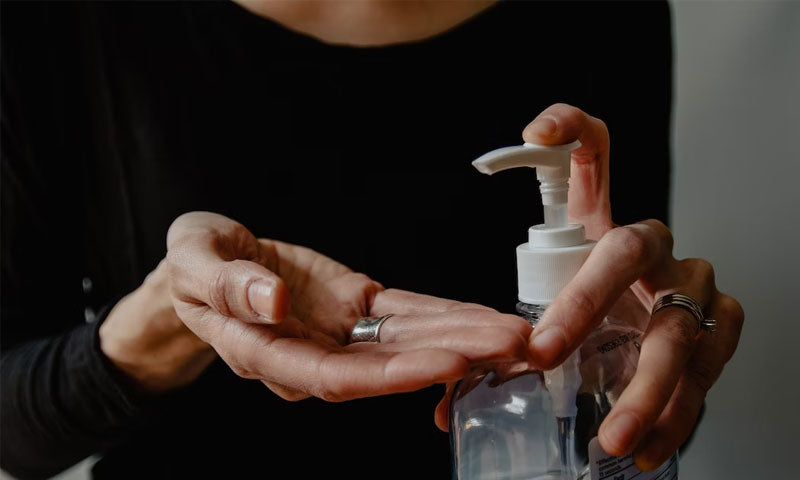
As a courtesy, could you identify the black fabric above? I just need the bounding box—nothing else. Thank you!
[0,303,151,480]
[0,1,672,478]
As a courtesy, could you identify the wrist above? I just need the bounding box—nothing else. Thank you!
[100,268,216,393]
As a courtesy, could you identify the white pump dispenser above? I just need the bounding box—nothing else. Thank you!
[472,140,595,305]
[452,141,679,479]
[472,140,594,419]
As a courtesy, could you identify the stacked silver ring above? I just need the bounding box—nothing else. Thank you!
[350,314,394,343]
[652,293,717,332]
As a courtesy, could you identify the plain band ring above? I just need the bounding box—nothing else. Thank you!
[652,293,717,332]
[350,314,394,343]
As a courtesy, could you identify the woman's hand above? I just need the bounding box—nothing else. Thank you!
[100,261,217,393]
[521,104,744,470]
[165,211,532,403]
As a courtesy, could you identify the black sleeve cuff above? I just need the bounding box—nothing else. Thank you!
[0,299,155,479]
[75,302,155,421]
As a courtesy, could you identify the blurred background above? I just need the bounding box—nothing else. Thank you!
[3,1,798,479]
[671,0,800,478]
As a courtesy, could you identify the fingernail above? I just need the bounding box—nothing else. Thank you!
[248,280,277,322]
[530,328,565,367]
[605,412,640,453]
[531,115,558,137]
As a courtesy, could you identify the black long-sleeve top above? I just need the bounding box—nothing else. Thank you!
[0,1,672,478]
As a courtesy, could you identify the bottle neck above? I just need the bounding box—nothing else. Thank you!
[516,302,547,326]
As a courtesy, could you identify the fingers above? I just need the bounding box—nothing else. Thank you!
[368,294,532,364]
[262,381,312,402]
[632,294,744,470]
[598,260,737,461]
[598,259,716,457]
[312,348,469,402]
[523,103,609,162]
[348,325,530,366]
[530,221,675,369]
[305,272,384,342]
[377,308,531,344]
[166,212,290,324]
[216,315,469,401]
[371,288,496,316]
[522,103,613,238]
[598,303,704,456]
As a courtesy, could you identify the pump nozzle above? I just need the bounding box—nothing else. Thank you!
[472,140,580,228]
[472,140,592,305]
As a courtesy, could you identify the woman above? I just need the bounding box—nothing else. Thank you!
[0,1,742,479]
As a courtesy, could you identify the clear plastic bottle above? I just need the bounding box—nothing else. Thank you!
[452,141,679,480]
[450,301,669,480]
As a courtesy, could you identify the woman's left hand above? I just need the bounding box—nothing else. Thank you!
[165,212,532,404]
[437,103,744,472]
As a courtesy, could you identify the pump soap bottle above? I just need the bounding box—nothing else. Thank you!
[449,141,679,480]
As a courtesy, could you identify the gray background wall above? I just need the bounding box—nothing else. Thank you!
[671,0,800,478]
[3,1,798,479]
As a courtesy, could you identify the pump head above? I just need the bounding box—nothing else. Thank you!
[472,140,595,304]
[473,140,580,229]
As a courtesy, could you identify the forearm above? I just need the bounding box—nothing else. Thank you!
[0,313,150,480]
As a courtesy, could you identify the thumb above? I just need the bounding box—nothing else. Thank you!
[166,211,290,324]
[522,103,614,239]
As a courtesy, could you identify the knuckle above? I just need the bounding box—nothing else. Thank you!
[499,313,533,337]
[315,354,346,403]
[640,219,674,252]
[686,363,720,394]
[168,211,197,231]
[593,116,609,134]
[715,294,745,361]
[658,311,699,350]
[264,382,308,402]
[606,226,653,264]
[343,272,383,308]
[718,294,745,329]
[586,115,610,145]
[558,289,599,329]
[208,264,234,317]
[672,392,704,426]
[349,272,376,291]
[278,391,308,402]
[683,258,715,285]
[229,362,257,380]
[224,222,252,247]
[142,260,170,291]
[551,102,582,118]
[166,212,203,246]
[316,383,344,403]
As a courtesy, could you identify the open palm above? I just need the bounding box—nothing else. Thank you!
[166,212,532,403]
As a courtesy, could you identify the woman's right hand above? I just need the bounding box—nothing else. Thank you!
[165,211,532,403]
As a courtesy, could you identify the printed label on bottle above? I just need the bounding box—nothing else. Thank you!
[588,437,678,480]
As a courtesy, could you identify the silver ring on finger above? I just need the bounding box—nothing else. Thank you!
[652,293,716,332]
[350,314,394,343]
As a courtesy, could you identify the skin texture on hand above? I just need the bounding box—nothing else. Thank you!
[99,261,217,393]
[521,104,744,470]
[165,211,533,403]
[435,104,743,472]
[102,100,743,473]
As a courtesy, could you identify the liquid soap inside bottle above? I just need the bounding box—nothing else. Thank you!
[460,140,678,479]
[449,302,672,480]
